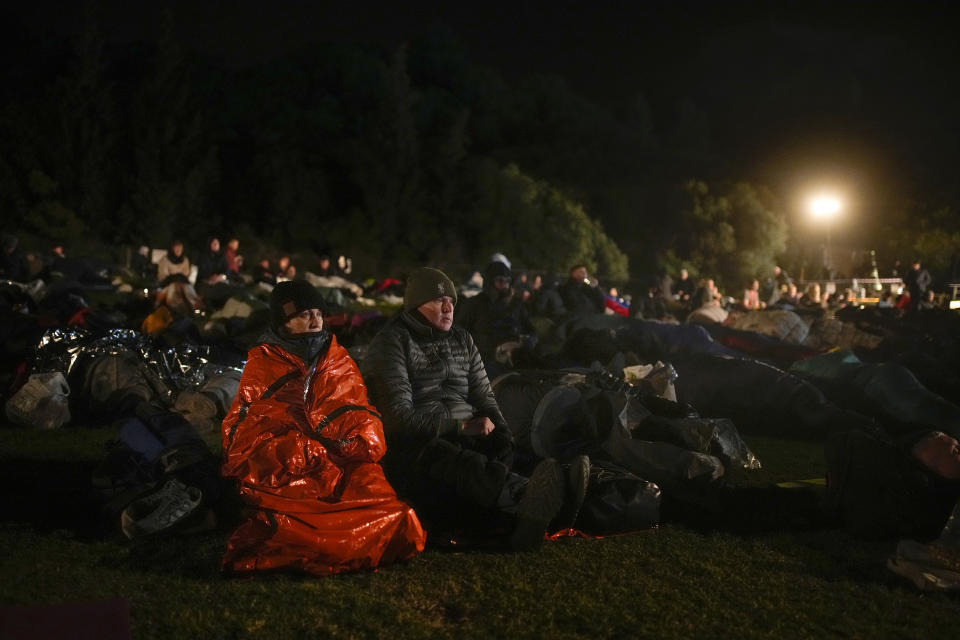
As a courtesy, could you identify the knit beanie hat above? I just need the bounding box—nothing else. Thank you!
[270,280,326,329]
[404,267,458,311]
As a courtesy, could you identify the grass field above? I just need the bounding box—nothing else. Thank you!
[1,427,957,639]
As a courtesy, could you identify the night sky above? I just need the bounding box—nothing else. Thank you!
[7,0,959,236]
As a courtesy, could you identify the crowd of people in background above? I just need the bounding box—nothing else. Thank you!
[647,260,948,322]
[1,229,955,332]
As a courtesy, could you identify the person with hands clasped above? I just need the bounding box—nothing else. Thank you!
[363,267,589,550]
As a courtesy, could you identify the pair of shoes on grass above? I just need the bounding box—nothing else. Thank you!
[888,501,960,591]
[887,539,960,591]
[510,455,590,551]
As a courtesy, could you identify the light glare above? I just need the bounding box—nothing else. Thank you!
[810,195,841,219]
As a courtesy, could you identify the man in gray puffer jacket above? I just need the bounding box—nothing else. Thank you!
[363,267,587,550]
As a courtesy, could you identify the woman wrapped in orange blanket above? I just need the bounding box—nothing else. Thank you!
[221,281,425,575]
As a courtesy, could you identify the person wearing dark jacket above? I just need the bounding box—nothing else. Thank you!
[363,267,587,550]
[252,258,276,286]
[314,255,341,278]
[0,233,30,282]
[673,268,695,303]
[558,265,605,317]
[196,237,229,285]
[455,261,536,376]
[903,261,932,309]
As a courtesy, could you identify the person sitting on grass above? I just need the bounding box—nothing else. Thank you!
[742,279,765,310]
[559,264,606,317]
[220,280,426,576]
[362,266,589,550]
[196,237,229,286]
[156,239,199,316]
[455,260,536,376]
[916,289,939,311]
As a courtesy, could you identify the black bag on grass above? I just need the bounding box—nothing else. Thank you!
[577,461,661,534]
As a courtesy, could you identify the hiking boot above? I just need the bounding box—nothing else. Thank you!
[551,455,590,531]
[509,458,565,551]
[120,479,203,539]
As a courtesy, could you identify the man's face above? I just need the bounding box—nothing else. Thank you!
[283,308,324,335]
[571,267,588,282]
[172,243,184,257]
[492,276,511,293]
[210,238,220,252]
[228,239,239,251]
[912,431,960,480]
[418,296,455,332]
[319,258,330,269]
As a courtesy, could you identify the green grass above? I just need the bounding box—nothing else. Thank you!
[1,428,957,639]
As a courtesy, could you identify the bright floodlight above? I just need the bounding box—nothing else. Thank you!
[810,195,841,219]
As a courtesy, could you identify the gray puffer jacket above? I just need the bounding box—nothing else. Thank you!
[362,310,508,446]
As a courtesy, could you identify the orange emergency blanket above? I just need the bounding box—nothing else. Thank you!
[221,335,425,575]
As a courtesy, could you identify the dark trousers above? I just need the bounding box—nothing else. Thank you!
[385,428,515,518]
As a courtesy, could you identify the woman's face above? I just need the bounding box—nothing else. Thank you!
[172,243,184,257]
[283,308,324,335]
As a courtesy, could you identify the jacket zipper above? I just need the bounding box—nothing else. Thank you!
[225,368,301,451]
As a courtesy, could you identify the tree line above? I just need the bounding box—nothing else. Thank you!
[2,12,954,289]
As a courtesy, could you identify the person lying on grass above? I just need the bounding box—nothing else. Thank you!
[220,280,426,575]
[362,266,589,550]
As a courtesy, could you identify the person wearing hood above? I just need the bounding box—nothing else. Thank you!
[220,280,426,576]
[455,260,536,376]
[362,267,588,551]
